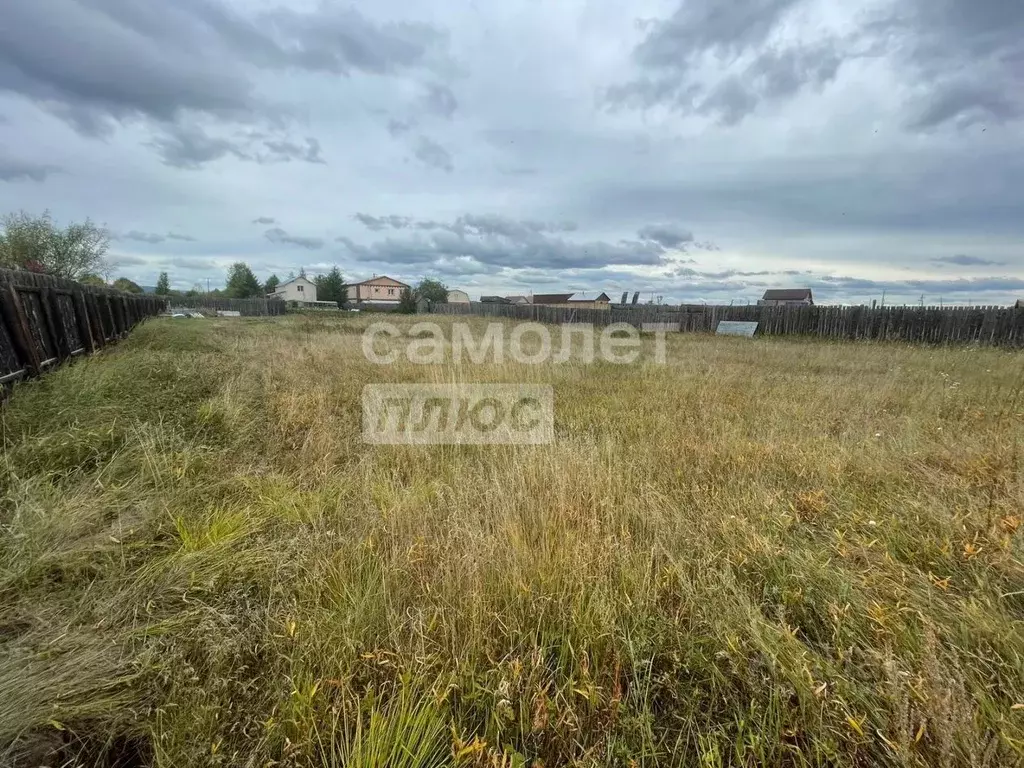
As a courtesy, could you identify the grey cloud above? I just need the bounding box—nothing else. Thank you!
[607,0,834,120]
[122,230,166,244]
[700,44,843,124]
[0,0,447,160]
[119,230,196,243]
[387,118,414,137]
[150,124,326,169]
[638,223,694,249]
[931,254,1005,267]
[252,216,276,225]
[258,6,446,76]
[167,255,221,271]
[905,80,1020,131]
[149,123,250,168]
[422,83,457,119]
[353,213,413,231]
[632,0,802,66]
[586,149,1024,237]
[107,254,150,267]
[339,213,679,270]
[265,227,324,250]
[611,0,1024,129]
[0,157,58,182]
[0,1,255,136]
[261,137,325,164]
[353,213,579,238]
[887,0,1024,129]
[413,136,453,172]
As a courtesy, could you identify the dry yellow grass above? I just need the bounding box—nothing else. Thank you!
[0,313,1022,767]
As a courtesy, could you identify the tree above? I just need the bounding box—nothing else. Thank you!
[0,210,109,279]
[415,278,449,303]
[298,266,307,279]
[224,262,262,298]
[79,273,106,287]
[397,287,417,314]
[156,272,171,295]
[314,266,347,306]
[113,277,143,293]
[264,274,280,294]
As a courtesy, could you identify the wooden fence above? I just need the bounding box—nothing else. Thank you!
[177,296,286,316]
[430,302,1024,347]
[0,268,166,387]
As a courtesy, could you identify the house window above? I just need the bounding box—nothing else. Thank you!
[388,288,395,295]
[297,285,304,292]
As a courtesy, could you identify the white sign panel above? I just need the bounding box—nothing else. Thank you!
[716,321,759,338]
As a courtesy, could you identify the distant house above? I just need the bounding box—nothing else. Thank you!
[350,275,409,304]
[480,295,511,304]
[447,289,471,303]
[759,288,814,306]
[532,293,574,305]
[533,292,612,310]
[506,295,532,305]
[270,276,317,303]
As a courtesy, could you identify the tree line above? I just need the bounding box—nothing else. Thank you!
[1,210,452,309]
[220,262,347,305]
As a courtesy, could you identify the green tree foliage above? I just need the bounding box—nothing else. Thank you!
[225,262,262,298]
[415,278,449,303]
[156,272,171,295]
[314,267,347,306]
[264,274,280,294]
[0,210,109,279]
[397,287,417,314]
[79,273,107,287]
[113,277,143,293]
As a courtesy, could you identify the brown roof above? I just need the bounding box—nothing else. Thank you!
[532,293,574,303]
[566,292,612,303]
[351,275,410,288]
[762,288,812,301]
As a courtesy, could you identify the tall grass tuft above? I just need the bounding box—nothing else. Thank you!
[0,315,1021,766]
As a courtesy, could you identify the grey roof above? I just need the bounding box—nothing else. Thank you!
[762,288,813,301]
[532,293,575,303]
[276,275,314,288]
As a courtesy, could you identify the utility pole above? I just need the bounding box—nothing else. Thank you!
[207,278,210,294]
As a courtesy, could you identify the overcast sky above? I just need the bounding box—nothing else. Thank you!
[1,0,1022,305]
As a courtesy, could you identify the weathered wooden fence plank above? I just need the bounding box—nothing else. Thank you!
[0,268,166,393]
[428,301,1024,347]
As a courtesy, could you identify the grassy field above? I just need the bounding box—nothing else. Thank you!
[1,314,1022,767]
